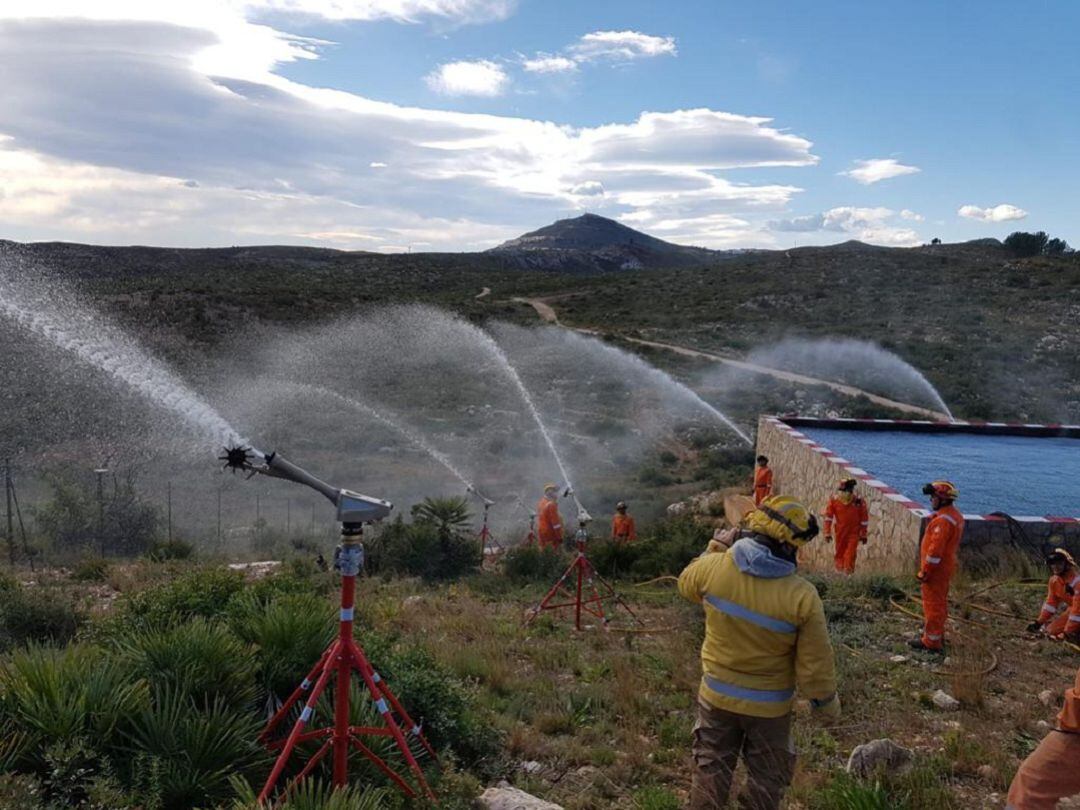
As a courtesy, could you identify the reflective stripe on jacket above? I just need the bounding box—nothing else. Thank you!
[677,543,836,718]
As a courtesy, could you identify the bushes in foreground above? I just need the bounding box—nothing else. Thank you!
[0,566,500,809]
[0,574,82,653]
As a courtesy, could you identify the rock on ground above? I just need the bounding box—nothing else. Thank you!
[476,782,563,810]
[846,739,914,778]
[932,690,960,711]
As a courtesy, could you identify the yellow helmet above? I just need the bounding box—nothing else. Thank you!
[746,495,820,548]
[1048,548,1077,568]
[922,480,959,501]
[543,482,559,493]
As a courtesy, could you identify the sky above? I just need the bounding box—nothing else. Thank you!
[0,0,1076,252]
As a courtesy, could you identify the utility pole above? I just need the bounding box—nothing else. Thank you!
[5,459,14,568]
[287,498,292,536]
[94,466,109,558]
[255,492,261,545]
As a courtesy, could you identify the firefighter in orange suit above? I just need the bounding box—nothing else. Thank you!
[611,502,637,544]
[909,480,963,653]
[753,455,773,506]
[823,477,869,575]
[1006,666,1080,809]
[1028,549,1080,637]
[536,483,564,550]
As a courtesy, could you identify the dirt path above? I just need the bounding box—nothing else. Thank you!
[475,287,491,300]
[513,296,949,420]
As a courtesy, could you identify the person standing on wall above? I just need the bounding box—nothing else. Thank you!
[909,480,963,653]
[678,495,839,810]
[753,455,773,506]
[611,501,637,545]
[536,483,564,550]
[823,477,869,575]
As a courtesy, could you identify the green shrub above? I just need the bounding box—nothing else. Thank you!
[72,556,111,582]
[0,644,147,772]
[115,619,258,709]
[358,631,502,774]
[368,513,477,581]
[145,539,195,562]
[100,567,246,635]
[502,545,571,584]
[589,517,709,580]
[228,591,335,698]
[125,689,265,810]
[633,785,681,810]
[226,777,388,810]
[0,580,82,652]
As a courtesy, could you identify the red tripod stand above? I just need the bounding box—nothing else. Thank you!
[476,502,503,562]
[524,524,642,631]
[257,527,437,804]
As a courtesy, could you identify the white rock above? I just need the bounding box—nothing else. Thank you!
[1039,689,1055,707]
[889,655,909,663]
[476,782,563,810]
[519,761,543,774]
[1036,720,1052,733]
[846,739,913,778]
[932,690,960,711]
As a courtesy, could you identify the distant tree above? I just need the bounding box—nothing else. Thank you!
[1045,237,1072,255]
[34,472,159,557]
[930,237,942,245]
[1004,231,1049,257]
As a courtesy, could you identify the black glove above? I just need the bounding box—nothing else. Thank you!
[1027,621,1042,633]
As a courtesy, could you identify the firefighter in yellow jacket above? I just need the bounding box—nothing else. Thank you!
[678,495,839,810]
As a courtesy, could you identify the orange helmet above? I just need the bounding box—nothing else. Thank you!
[922,480,959,501]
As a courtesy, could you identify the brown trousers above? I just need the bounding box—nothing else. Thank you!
[1006,730,1080,809]
[690,699,796,810]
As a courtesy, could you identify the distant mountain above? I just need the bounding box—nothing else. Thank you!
[488,213,726,272]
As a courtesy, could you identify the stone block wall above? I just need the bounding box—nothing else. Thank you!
[756,416,926,575]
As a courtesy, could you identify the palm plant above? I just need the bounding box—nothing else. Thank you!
[411,496,473,540]
[226,776,388,810]
[124,688,264,810]
[114,618,258,710]
[0,644,147,768]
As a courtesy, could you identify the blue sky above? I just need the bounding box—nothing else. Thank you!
[0,0,1075,251]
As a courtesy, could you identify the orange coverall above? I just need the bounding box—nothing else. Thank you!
[1006,667,1080,809]
[611,514,637,544]
[753,466,773,506]
[824,495,869,575]
[1036,567,1080,635]
[536,497,563,550]
[916,504,964,650]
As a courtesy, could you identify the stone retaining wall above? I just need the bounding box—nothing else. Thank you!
[756,416,922,574]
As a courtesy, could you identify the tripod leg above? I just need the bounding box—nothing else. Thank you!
[524,556,579,625]
[348,642,436,801]
[349,734,417,797]
[277,740,332,804]
[365,668,439,762]
[574,555,584,631]
[260,645,332,743]
[589,564,644,625]
[258,641,338,804]
[333,640,351,787]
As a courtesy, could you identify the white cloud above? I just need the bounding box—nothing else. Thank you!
[900,209,924,221]
[0,10,818,250]
[522,55,577,74]
[770,206,920,246]
[958,203,1027,222]
[424,59,508,96]
[570,30,677,62]
[249,0,517,24]
[840,158,920,185]
[522,29,676,77]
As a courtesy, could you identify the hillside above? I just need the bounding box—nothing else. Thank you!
[487,213,723,272]
[3,226,1080,425]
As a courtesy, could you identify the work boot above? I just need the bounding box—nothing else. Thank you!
[907,638,944,654]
